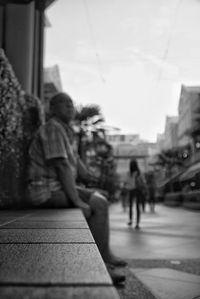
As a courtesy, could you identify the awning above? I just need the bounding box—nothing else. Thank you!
[179,161,200,181]
[157,171,183,189]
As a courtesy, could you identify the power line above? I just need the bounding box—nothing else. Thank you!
[83,0,106,83]
[156,0,183,84]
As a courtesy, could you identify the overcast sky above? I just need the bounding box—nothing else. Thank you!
[44,0,200,142]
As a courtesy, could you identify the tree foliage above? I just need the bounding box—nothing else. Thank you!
[75,104,103,122]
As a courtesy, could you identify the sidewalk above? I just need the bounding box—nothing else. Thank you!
[109,202,200,299]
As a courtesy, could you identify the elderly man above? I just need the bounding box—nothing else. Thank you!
[26,92,126,285]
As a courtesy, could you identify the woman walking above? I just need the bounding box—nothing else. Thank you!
[126,159,145,229]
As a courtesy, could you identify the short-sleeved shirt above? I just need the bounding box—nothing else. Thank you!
[27,117,77,205]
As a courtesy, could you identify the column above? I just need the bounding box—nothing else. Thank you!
[32,8,45,101]
[0,4,5,48]
[5,2,35,93]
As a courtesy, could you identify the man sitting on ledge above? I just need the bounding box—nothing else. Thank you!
[26,92,126,285]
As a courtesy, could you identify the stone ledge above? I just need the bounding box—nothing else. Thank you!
[0,209,120,298]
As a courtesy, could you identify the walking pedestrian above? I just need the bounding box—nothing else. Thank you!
[146,171,156,212]
[120,182,128,212]
[126,159,145,229]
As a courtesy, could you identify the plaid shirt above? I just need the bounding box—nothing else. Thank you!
[27,117,77,205]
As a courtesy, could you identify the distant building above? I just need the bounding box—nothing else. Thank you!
[44,64,63,114]
[108,133,157,178]
[178,85,200,146]
[164,116,178,149]
[106,134,140,146]
[113,142,148,158]
[44,65,62,91]
[156,133,165,152]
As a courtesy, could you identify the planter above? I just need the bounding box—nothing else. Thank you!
[164,192,183,207]
[182,191,200,210]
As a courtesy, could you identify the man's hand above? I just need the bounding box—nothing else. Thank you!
[77,202,91,219]
[53,158,92,218]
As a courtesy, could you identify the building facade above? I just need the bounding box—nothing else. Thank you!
[156,133,165,152]
[107,133,157,179]
[178,85,200,147]
[106,134,140,146]
[0,0,55,99]
[164,116,178,150]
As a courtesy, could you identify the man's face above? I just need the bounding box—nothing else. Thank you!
[55,98,75,123]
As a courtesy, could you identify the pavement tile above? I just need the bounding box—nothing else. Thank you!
[130,268,200,299]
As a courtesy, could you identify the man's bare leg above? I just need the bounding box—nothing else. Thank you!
[87,192,127,267]
[87,192,110,260]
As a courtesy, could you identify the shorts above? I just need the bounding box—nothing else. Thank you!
[40,186,95,208]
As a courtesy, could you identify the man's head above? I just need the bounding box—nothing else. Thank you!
[50,92,75,123]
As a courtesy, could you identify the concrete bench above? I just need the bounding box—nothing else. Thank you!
[0,208,120,298]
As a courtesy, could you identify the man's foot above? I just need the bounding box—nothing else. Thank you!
[107,266,126,286]
[135,224,140,229]
[127,221,132,226]
[105,253,127,267]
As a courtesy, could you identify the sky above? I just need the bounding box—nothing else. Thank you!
[44,0,200,142]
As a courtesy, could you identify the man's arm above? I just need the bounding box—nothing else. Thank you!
[49,158,91,218]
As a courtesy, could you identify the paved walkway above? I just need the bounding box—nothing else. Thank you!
[110,203,200,260]
[109,202,200,299]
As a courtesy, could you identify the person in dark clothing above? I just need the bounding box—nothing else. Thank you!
[146,171,156,212]
[120,182,128,212]
[126,159,144,229]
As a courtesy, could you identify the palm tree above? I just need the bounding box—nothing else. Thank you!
[73,104,120,200]
[74,104,105,160]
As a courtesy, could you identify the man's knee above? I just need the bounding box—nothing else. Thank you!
[90,191,109,212]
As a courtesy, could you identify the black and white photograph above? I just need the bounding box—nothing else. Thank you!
[0,0,200,298]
